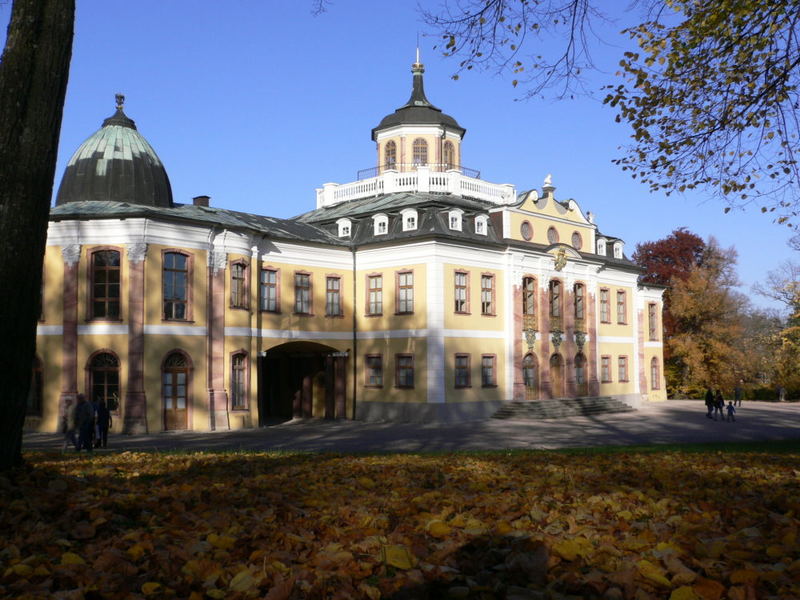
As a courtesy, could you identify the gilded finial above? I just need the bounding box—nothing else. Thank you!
[115,93,125,111]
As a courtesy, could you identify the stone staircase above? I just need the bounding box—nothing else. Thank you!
[491,396,636,420]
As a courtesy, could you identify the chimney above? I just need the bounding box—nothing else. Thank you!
[193,195,210,207]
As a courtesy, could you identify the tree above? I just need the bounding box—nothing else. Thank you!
[423,0,800,224]
[632,227,705,349]
[666,240,746,396]
[755,260,800,395]
[0,0,74,470]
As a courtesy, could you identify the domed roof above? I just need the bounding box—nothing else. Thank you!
[56,94,173,208]
[371,57,466,141]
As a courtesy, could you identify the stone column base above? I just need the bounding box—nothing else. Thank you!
[123,391,148,434]
[208,389,230,431]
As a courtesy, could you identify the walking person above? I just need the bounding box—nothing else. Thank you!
[61,397,78,452]
[704,388,714,419]
[74,394,94,452]
[734,381,744,407]
[726,401,736,422]
[95,398,112,449]
[714,390,725,421]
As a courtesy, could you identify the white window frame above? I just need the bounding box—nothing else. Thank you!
[336,218,352,238]
[373,213,389,236]
[401,208,418,232]
[597,238,607,256]
[474,215,488,236]
[613,241,623,259]
[448,209,463,232]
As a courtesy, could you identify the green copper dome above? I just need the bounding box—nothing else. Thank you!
[56,95,173,208]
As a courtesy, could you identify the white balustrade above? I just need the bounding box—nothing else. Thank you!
[315,167,516,208]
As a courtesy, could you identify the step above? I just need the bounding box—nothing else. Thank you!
[491,397,636,420]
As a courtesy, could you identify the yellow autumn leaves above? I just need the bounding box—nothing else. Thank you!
[1,447,799,599]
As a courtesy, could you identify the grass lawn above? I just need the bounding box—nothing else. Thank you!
[2,441,799,599]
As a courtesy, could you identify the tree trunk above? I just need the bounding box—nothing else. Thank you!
[0,0,74,471]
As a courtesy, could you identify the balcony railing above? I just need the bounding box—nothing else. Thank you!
[357,163,481,180]
[316,165,516,208]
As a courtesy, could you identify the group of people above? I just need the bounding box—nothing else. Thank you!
[61,394,112,452]
[704,385,743,422]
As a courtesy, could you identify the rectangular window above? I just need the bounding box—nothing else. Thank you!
[574,283,585,321]
[365,354,383,387]
[617,290,627,324]
[648,303,658,340]
[455,354,471,388]
[326,276,342,316]
[601,355,612,382]
[230,262,248,309]
[549,280,561,318]
[91,250,121,320]
[163,252,189,320]
[454,271,469,313]
[260,269,279,312]
[618,356,629,382]
[481,355,496,387]
[600,288,610,323]
[231,353,247,410]
[367,275,383,315]
[522,277,536,316]
[396,354,414,388]
[294,272,311,314]
[397,271,414,314]
[481,274,495,315]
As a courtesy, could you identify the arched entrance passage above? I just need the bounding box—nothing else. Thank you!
[550,353,564,398]
[258,342,348,424]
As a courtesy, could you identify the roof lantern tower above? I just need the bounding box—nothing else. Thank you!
[371,50,466,175]
[56,94,173,208]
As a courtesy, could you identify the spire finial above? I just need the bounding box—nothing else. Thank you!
[115,93,125,111]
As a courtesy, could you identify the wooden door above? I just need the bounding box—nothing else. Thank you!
[163,354,188,430]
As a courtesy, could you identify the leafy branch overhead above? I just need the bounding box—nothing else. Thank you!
[423,0,800,225]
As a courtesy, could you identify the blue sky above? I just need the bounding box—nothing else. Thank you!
[2,1,794,310]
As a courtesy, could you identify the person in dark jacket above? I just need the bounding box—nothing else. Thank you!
[704,388,714,419]
[95,398,112,448]
[714,389,725,421]
[74,394,94,452]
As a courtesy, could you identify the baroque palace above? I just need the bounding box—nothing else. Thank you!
[27,57,666,433]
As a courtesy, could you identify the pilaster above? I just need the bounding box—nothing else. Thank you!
[123,243,148,433]
[59,245,80,410]
[207,249,229,430]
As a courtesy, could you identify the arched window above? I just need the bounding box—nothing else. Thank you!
[574,283,585,321]
[163,351,190,430]
[412,138,428,166]
[385,140,397,170]
[575,353,587,396]
[522,276,536,317]
[549,280,562,319]
[443,141,455,169]
[651,357,660,390]
[90,249,121,320]
[550,353,564,398]
[89,351,120,412]
[231,352,247,410]
[27,356,43,415]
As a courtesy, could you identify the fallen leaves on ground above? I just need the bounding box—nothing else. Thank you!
[1,448,799,599]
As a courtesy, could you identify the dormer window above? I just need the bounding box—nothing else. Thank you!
[448,209,463,231]
[613,241,623,259]
[336,218,352,238]
[597,238,607,255]
[474,215,488,236]
[373,214,388,236]
[401,209,418,232]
